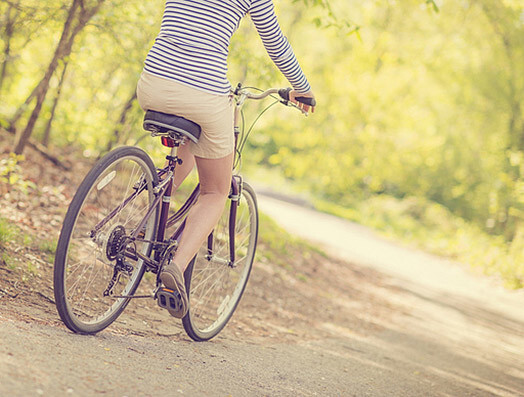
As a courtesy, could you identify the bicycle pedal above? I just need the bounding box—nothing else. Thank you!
[156,287,183,312]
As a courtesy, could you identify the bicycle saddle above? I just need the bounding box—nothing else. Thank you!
[143,110,201,143]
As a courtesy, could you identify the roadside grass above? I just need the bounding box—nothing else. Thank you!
[1,251,15,270]
[38,238,57,262]
[257,212,326,282]
[0,217,16,246]
[245,165,523,289]
[0,215,56,280]
[0,217,17,272]
[316,195,524,289]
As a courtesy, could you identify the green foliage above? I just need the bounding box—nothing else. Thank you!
[1,251,15,270]
[25,261,37,277]
[0,153,36,192]
[0,217,15,246]
[242,0,524,253]
[316,194,523,288]
[38,238,57,261]
[22,233,32,247]
[38,237,56,253]
[1,0,523,287]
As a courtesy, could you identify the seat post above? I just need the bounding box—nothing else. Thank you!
[165,142,183,166]
[170,145,179,158]
[157,143,181,245]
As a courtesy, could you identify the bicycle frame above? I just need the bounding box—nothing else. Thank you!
[92,105,247,277]
[92,84,298,279]
[54,83,308,338]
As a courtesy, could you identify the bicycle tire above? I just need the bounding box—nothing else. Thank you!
[53,146,159,334]
[182,182,258,341]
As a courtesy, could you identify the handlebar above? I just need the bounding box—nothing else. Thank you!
[233,84,316,114]
[277,87,316,107]
[231,84,315,166]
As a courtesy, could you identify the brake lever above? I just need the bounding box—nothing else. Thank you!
[292,102,310,116]
[280,99,309,116]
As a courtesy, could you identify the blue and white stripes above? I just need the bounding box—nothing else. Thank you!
[144,0,311,95]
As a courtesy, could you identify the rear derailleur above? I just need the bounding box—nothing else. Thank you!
[103,255,134,297]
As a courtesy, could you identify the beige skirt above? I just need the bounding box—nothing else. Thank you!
[136,71,234,159]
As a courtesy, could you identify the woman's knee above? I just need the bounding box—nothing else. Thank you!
[199,179,231,197]
[195,153,234,196]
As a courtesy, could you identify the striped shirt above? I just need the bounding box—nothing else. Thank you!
[144,0,311,95]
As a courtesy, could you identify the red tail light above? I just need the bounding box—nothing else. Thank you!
[161,136,176,147]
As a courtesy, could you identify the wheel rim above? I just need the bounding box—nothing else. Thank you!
[187,187,257,336]
[62,156,156,328]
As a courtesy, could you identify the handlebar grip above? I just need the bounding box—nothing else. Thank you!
[278,88,292,101]
[296,96,317,107]
[278,88,316,107]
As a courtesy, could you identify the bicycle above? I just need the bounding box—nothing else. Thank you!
[53,84,315,341]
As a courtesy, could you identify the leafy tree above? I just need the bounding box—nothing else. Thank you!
[10,0,106,154]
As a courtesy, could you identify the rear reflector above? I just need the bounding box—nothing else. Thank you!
[161,136,176,147]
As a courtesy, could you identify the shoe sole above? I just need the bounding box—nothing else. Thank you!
[159,270,188,318]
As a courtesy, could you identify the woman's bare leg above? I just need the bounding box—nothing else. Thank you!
[172,151,234,271]
[172,143,195,188]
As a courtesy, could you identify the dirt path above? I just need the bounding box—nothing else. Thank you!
[257,193,524,396]
[1,193,523,396]
[1,140,523,396]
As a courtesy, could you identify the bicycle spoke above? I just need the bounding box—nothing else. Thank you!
[193,270,229,319]
[190,265,225,296]
[54,147,158,333]
[183,183,258,340]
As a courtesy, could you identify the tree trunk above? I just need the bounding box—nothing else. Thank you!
[42,61,69,147]
[12,0,106,155]
[11,0,80,151]
[0,1,20,98]
[2,124,70,170]
[105,91,137,153]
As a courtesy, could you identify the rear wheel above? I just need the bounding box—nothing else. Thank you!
[53,146,159,334]
[182,182,258,341]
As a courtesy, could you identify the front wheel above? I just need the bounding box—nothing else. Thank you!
[182,182,258,341]
[53,146,159,334]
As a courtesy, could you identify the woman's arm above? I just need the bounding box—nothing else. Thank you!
[249,0,312,94]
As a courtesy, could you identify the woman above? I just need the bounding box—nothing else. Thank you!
[137,0,315,318]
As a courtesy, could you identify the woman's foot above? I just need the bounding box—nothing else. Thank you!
[159,264,189,318]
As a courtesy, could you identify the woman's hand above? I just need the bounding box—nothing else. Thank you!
[289,90,316,114]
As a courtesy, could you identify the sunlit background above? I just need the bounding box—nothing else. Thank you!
[1,0,523,287]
